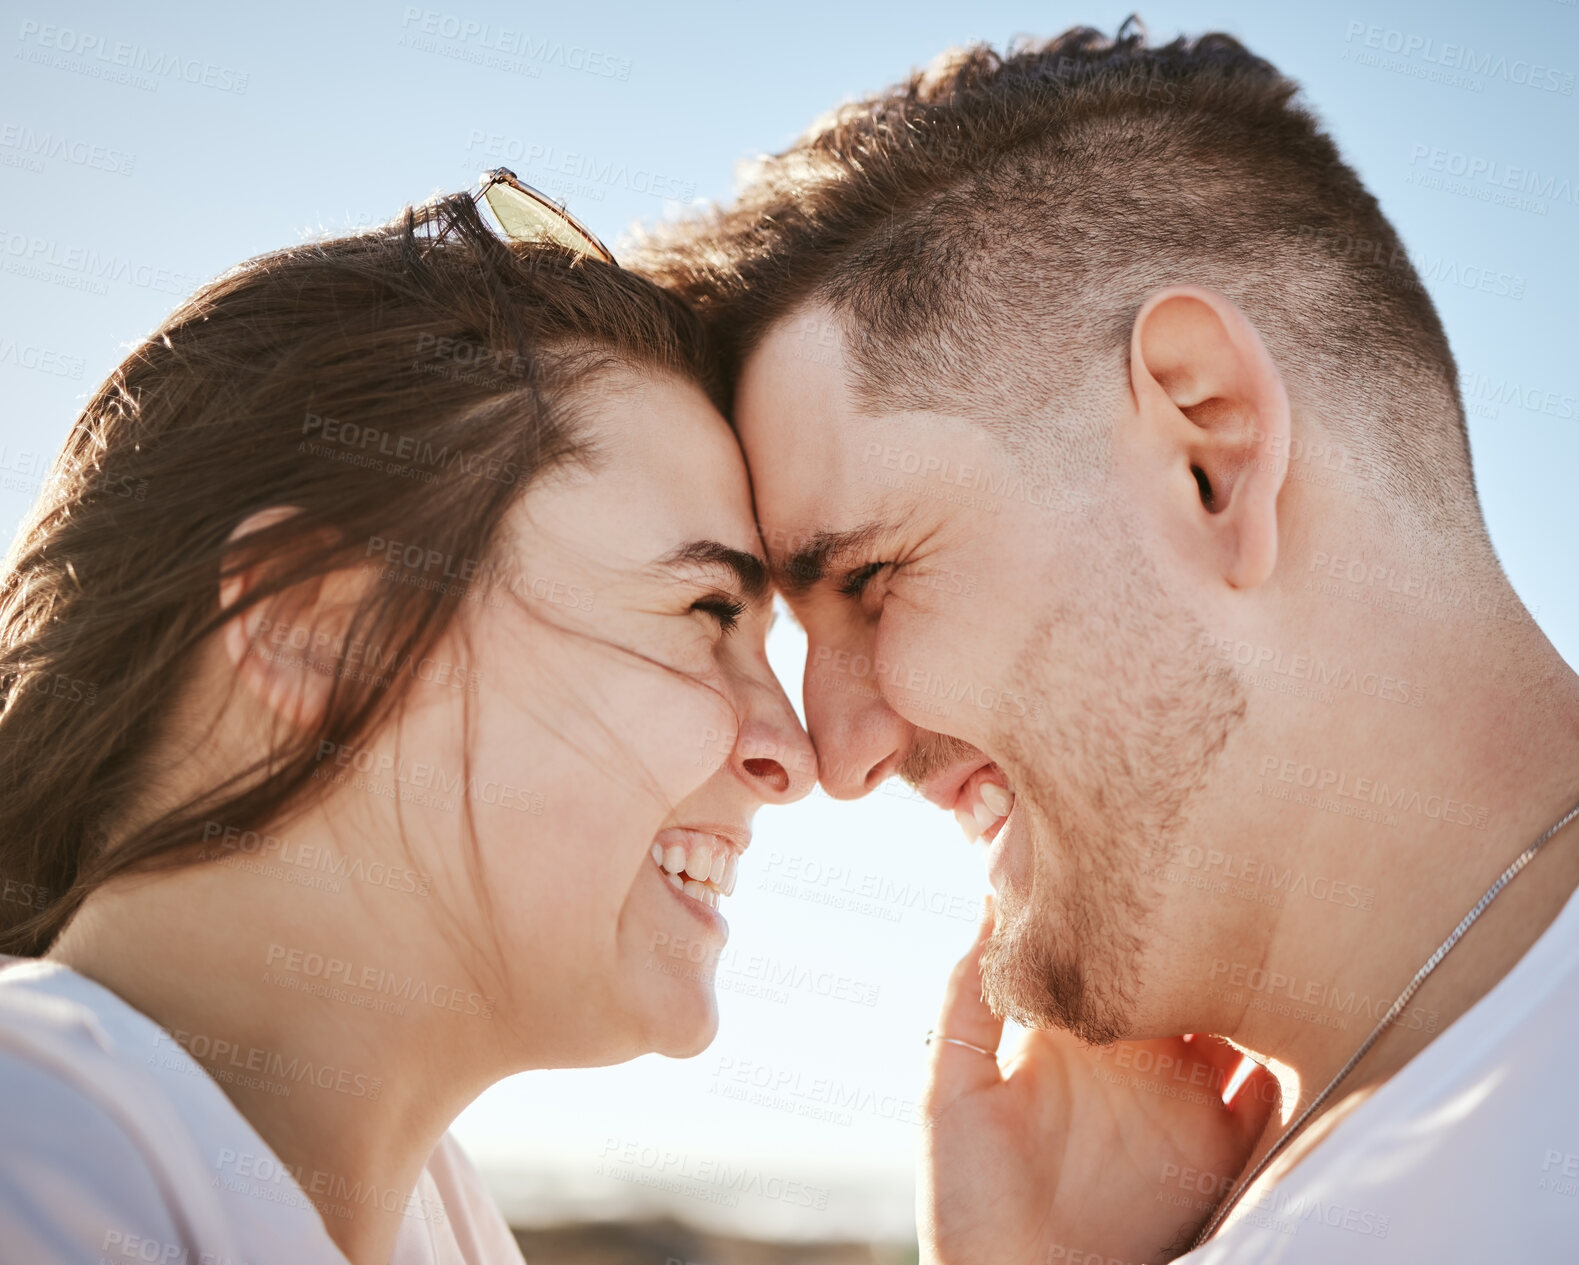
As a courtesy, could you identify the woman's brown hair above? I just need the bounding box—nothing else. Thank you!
[0,191,721,956]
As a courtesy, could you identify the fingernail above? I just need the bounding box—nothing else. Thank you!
[1221,1056,1256,1106]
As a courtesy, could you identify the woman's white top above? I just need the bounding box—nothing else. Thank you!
[0,955,526,1264]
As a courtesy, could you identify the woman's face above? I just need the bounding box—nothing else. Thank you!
[352,370,815,1064]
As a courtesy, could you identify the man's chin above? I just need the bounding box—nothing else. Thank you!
[979,921,1130,1046]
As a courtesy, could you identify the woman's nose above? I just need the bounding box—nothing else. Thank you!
[732,681,818,804]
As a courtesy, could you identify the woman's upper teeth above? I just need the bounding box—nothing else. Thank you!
[650,832,738,897]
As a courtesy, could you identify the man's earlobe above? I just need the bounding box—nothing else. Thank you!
[1127,286,1290,589]
[219,506,347,732]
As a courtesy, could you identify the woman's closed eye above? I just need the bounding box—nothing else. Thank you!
[691,593,747,634]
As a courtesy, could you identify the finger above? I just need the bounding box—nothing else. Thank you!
[925,896,1005,1108]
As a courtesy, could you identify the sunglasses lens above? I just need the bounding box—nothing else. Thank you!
[483,179,608,259]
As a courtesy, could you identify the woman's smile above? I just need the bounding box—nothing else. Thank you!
[649,824,748,935]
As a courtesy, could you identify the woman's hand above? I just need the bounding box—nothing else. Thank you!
[918,901,1280,1265]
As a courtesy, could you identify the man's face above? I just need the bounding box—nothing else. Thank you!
[736,307,1245,1044]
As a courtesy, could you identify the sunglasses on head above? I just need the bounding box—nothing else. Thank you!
[475,166,616,266]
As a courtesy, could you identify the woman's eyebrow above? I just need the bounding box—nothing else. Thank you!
[656,540,770,602]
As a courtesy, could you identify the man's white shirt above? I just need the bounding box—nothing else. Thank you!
[1180,876,1579,1262]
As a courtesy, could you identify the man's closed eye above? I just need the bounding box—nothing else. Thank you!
[838,561,891,599]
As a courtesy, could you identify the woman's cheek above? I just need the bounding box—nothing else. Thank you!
[654,675,740,795]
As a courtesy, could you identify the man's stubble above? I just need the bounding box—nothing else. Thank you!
[980,527,1247,1045]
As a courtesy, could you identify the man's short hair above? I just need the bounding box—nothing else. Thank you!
[631,23,1481,532]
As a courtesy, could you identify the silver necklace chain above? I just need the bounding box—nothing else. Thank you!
[1188,793,1579,1251]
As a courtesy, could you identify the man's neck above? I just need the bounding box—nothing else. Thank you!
[1191,584,1579,1230]
[1210,591,1579,1131]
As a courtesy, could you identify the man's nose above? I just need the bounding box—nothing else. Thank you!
[803,639,914,799]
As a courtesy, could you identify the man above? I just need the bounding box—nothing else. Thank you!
[632,23,1579,1265]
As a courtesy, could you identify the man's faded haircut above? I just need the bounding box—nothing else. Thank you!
[631,22,1482,533]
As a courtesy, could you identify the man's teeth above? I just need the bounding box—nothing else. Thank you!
[981,782,1014,817]
[956,779,1016,843]
[649,836,737,909]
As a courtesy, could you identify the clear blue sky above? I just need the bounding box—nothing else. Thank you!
[2,0,1574,1241]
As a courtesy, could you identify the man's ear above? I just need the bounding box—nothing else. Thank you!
[218,506,358,732]
[1125,286,1290,589]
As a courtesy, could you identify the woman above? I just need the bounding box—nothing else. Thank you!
[0,188,816,1264]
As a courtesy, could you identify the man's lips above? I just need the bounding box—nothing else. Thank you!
[920,758,996,813]
[919,759,1018,843]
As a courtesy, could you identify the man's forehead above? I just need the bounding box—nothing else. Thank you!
[757,304,856,357]
[736,306,865,548]
[737,310,853,438]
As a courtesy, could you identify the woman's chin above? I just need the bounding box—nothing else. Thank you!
[647,992,720,1059]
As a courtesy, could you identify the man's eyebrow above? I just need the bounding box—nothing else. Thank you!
[776,522,890,594]
[656,540,770,602]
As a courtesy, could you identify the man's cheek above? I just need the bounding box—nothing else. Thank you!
[880,616,1012,740]
[867,623,941,731]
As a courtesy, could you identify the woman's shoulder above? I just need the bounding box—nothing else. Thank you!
[0,956,236,1262]
[0,953,233,1139]
[0,1022,196,1263]
[0,955,344,1264]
